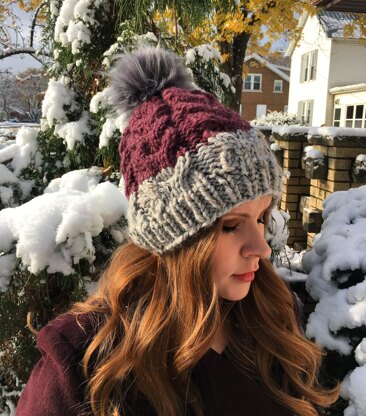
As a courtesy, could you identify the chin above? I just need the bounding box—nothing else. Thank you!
[219,282,251,301]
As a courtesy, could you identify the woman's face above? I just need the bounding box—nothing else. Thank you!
[212,195,272,301]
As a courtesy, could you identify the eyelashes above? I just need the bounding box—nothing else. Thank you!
[222,224,240,234]
[222,214,268,234]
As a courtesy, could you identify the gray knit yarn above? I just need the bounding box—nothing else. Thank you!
[127,129,282,254]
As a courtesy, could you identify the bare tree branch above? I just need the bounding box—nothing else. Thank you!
[30,1,46,48]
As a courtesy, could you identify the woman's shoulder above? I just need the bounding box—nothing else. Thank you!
[36,312,97,359]
[17,313,99,416]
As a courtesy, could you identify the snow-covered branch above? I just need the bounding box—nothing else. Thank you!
[0,47,37,59]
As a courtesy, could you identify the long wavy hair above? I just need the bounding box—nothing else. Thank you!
[73,220,338,416]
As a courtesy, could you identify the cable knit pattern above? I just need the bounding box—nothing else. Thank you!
[127,129,282,253]
[119,87,250,197]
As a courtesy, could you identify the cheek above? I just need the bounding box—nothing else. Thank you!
[212,239,234,277]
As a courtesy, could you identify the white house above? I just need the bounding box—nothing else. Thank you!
[286,11,366,127]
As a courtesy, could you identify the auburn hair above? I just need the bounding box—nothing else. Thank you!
[73,220,338,416]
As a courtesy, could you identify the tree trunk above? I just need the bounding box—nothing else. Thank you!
[230,31,250,112]
[217,2,251,113]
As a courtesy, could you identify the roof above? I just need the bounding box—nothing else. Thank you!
[244,54,290,82]
[318,10,363,38]
[312,0,366,13]
[329,83,366,94]
[286,10,363,56]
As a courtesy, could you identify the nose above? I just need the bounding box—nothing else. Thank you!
[240,226,272,259]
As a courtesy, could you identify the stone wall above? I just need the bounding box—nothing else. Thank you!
[259,126,366,249]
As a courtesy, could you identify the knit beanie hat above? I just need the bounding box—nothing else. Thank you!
[110,47,282,254]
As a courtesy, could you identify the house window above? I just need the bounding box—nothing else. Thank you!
[345,104,365,128]
[243,74,262,91]
[274,80,283,92]
[333,107,341,127]
[298,100,314,124]
[300,50,318,82]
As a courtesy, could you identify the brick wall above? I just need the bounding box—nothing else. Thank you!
[264,127,366,249]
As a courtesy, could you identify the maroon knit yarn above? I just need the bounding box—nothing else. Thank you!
[119,87,250,197]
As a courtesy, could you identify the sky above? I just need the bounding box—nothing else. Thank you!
[0,54,42,75]
[0,4,43,75]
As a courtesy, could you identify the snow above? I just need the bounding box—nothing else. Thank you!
[343,364,366,416]
[0,169,127,275]
[270,143,282,152]
[0,166,18,185]
[252,111,305,127]
[0,187,13,205]
[355,339,366,365]
[11,127,41,175]
[303,145,325,160]
[306,282,366,354]
[185,44,222,65]
[56,110,94,150]
[89,87,113,113]
[41,80,93,150]
[0,127,40,176]
[54,0,104,54]
[276,267,308,283]
[272,126,309,135]
[41,79,78,130]
[266,209,290,253]
[308,126,366,137]
[0,127,42,205]
[219,72,231,88]
[99,118,118,148]
[356,154,366,163]
[0,253,16,291]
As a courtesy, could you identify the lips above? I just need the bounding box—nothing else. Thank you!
[231,271,256,283]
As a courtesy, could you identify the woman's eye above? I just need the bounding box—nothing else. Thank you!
[222,224,240,233]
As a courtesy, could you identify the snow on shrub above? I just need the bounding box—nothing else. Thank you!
[266,208,290,257]
[185,44,236,106]
[0,168,127,288]
[302,185,366,415]
[252,110,306,126]
[0,127,41,207]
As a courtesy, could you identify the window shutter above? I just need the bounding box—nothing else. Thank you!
[311,50,318,80]
[308,100,314,125]
[300,55,306,83]
[297,101,303,119]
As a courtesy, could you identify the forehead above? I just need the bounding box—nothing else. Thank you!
[224,195,272,217]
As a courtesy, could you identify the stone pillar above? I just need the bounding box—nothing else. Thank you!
[305,130,366,248]
[272,128,310,250]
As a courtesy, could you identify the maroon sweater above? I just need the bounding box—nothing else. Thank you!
[16,313,292,416]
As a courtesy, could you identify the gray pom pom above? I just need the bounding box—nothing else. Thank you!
[110,47,194,114]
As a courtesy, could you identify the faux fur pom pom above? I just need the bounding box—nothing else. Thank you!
[110,47,195,115]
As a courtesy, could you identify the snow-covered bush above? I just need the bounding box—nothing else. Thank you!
[266,208,290,262]
[185,44,236,107]
[252,110,307,126]
[302,186,366,416]
[0,127,42,209]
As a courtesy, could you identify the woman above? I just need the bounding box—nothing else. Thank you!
[16,47,338,416]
